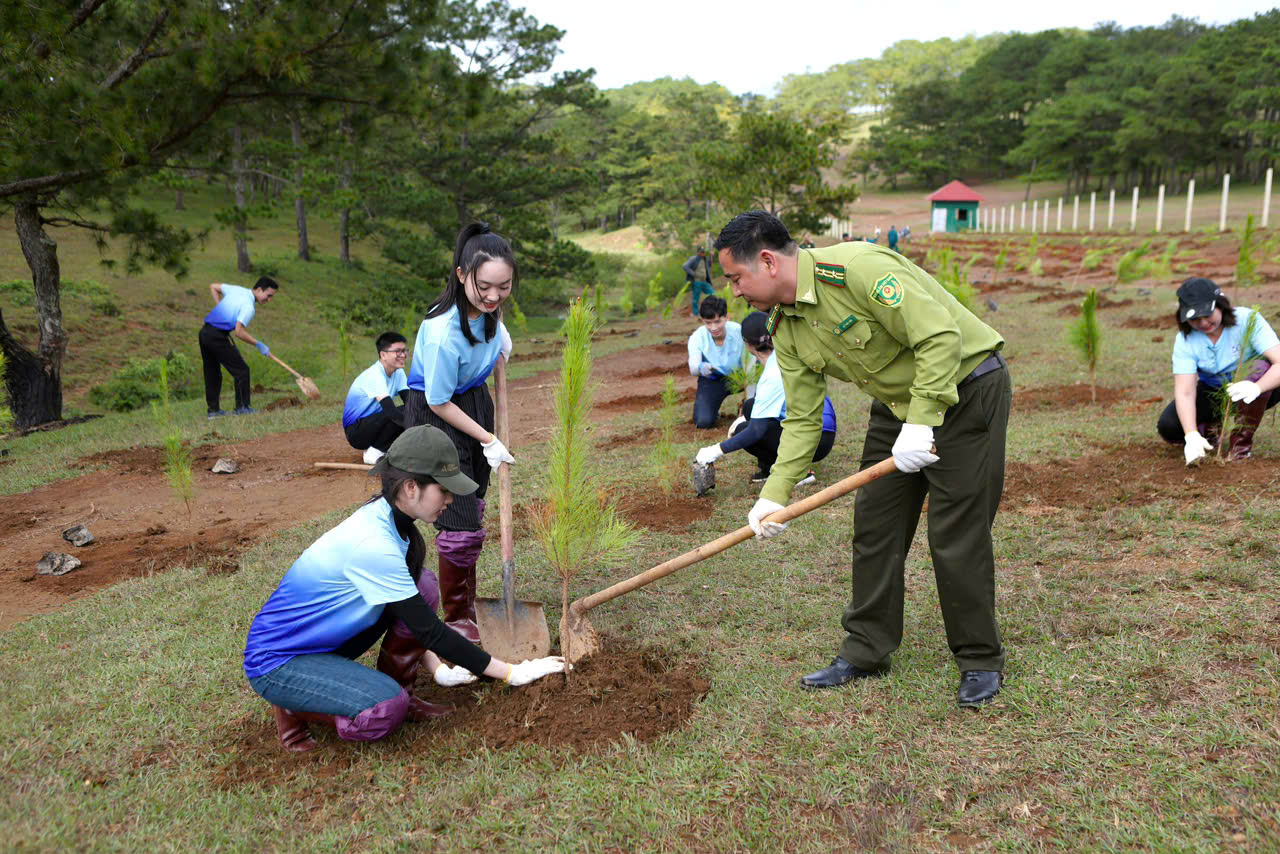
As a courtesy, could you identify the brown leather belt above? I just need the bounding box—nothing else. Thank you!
[957,351,1006,388]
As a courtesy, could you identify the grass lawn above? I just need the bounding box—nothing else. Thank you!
[2,197,1279,849]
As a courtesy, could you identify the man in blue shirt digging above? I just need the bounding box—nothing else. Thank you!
[200,276,278,418]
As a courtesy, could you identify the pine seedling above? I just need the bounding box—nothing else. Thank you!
[650,374,681,494]
[1115,239,1154,283]
[1215,307,1263,460]
[1066,288,1101,403]
[593,284,604,324]
[150,360,194,514]
[644,272,663,311]
[1081,249,1105,270]
[665,281,690,319]
[505,297,529,333]
[619,284,634,316]
[726,360,764,395]
[1237,215,1259,288]
[529,299,637,668]
[993,241,1008,286]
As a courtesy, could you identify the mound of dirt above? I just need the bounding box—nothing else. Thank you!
[1055,296,1134,317]
[620,493,712,531]
[1014,385,1133,409]
[595,417,734,451]
[598,386,696,414]
[264,397,303,411]
[1121,314,1173,330]
[624,364,685,380]
[1005,443,1280,512]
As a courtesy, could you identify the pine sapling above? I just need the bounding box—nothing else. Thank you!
[644,272,663,311]
[1237,215,1259,288]
[650,374,681,494]
[665,281,690,319]
[1216,307,1263,460]
[151,360,195,515]
[1066,288,1101,403]
[505,297,529,333]
[529,299,637,669]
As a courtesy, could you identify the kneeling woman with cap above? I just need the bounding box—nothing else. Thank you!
[1158,277,1280,463]
[694,311,837,483]
[243,426,564,753]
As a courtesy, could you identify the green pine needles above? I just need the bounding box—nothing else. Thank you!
[1237,215,1259,288]
[650,374,682,494]
[150,360,194,514]
[1067,288,1102,403]
[1216,307,1264,460]
[665,281,690,319]
[530,299,637,665]
[644,272,664,312]
[505,297,529,333]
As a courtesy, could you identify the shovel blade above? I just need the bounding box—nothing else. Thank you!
[474,597,551,662]
[560,604,600,666]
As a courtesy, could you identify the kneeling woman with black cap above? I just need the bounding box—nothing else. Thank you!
[694,311,837,483]
[1158,277,1280,463]
[243,426,564,753]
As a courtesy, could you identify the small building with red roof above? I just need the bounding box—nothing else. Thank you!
[928,180,986,233]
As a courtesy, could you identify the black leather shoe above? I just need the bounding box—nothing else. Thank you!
[800,656,887,689]
[957,670,1003,707]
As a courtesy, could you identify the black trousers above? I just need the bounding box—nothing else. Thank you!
[735,398,835,473]
[345,407,405,452]
[198,323,250,412]
[1156,366,1280,443]
[404,385,493,532]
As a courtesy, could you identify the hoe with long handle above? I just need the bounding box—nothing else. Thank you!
[269,353,321,401]
[561,456,901,664]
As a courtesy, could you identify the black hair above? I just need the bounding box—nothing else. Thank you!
[253,276,279,291]
[376,331,407,353]
[1176,293,1236,336]
[425,222,517,346]
[698,295,728,319]
[714,210,796,264]
[696,246,706,255]
[740,311,773,352]
[375,465,440,582]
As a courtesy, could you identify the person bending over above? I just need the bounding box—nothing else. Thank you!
[343,331,411,465]
[200,276,278,417]
[243,426,564,753]
[686,296,744,429]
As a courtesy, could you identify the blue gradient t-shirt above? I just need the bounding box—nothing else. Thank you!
[243,498,418,678]
[686,322,744,377]
[407,306,504,405]
[342,361,408,428]
[204,284,256,331]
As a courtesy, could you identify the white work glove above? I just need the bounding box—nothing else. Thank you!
[1183,431,1213,466]
[891,423,939,473]
[481,434,515,470]
[1226,380,1261,404]
[433,663,478,687]
[499,323,512,361]
[747,497,787,539]
[695,444,724,465]
[727,413,747,440]
[698,362,716,378]
[506,656,567,686]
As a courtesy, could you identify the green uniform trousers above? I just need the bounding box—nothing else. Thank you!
[840,365,1011,673]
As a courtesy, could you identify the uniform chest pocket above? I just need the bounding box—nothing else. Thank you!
[838,320,901,373]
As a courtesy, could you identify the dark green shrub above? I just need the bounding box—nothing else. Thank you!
[88,352,201,412]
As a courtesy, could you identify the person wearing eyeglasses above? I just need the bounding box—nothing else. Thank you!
[343,331,411,465]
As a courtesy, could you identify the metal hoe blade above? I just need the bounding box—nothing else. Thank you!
[692,461,716,497]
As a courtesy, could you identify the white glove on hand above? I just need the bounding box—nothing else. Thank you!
[748,497,787,539]
[481,434,515,470]
[433,663,478,687]
[507,656,567,686]
[499,322,513,362]
[891,423,939,473]
[695,444,724,465]
[1227,380,1261,404]
[1183,431,1213,466]
[698,362,715,378]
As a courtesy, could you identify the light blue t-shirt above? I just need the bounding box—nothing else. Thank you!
[753,352,837,432]
[1172,306,1280,387]
[204,284,256,331]
[408,306,504,405]
[687,322,744,377]
[342,361,408,428]
[243,498,419,678]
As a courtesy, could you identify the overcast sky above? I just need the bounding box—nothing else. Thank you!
[515,1,1277,95]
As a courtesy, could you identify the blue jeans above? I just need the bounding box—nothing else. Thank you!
[693,375,730,428]
[248,652,402,717]
[690,279,716,315]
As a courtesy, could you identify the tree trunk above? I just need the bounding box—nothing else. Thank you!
[175,188,185,211]
[291,115,310,261]
[0,199,65,428]
[339,117,353,265]
[561,577,571,683]
[232,125,252,273]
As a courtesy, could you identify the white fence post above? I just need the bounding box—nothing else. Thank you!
[1220,174,1230,231]
[1155,184,1165,232]
[999,206,1004,233]
[1264,167,1273,228]
[1045,200,1051,232]
[1072,196,1079,231]
[1030,200,1037,233]
[1130,187,1139,231]
[1020,201,1026,231]
[1090,192,1096,230]
[1057,198,1063,231]
[1108,189,1116,229]
[1185,179,1195,232]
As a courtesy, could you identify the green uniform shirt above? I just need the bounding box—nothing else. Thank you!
[760,242,1004,505]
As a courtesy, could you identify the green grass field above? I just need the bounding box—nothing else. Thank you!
[2,192,1279,849]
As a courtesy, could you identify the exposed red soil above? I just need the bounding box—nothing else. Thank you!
[208,642,709,777]
[1013,384,1134,410]
[1056,297,1134,317]
[1121,314,1174,330]
[263,396,304,411]
[595,417,735,451]
[1004,443,1280,513]
[620,493,713,532]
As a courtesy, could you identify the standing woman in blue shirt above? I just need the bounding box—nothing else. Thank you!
[199,276,278,417]
[403,223,515,643]
[1158,277,1280,463]
[687,296,745,428]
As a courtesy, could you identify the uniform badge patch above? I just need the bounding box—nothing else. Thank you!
[872,273,904,308]
[765,305,782,335]
[834,314,858,334]
[814,262,845,287]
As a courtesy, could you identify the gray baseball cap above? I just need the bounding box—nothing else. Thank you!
[369,425,478,495]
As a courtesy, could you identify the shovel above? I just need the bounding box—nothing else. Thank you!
[561,455,901,664]
[474,355,551,662]
[269,353,321,401]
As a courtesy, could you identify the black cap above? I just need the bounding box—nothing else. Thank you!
[369,426,478,495]
[741,310,770,347]
[1176,277,1221,322]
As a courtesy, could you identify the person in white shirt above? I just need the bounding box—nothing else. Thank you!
[343,332,411,465]
[686,296,745,428]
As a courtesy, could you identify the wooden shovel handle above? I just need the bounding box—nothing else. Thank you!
[494,356,515,589]
[269,353,304,380]
[572,456,900,615]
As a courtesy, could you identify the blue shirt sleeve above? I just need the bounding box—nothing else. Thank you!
[343,537,420,606]
[1245,309,1280,359]
[1171,332,1197,375]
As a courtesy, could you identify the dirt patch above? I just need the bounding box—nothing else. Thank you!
[251,384,286,394]
[517,349,560,361]
[1056,297,1134,317]
[264,397,303,411]
[623,364,685,380]
[1121,314,1173,330]
[1005,443,1280,512]
[620,494,712,531]
[598,386,696,414]
[1014,385,1133,410]
[596,418,735,451]
[209,641,709,787]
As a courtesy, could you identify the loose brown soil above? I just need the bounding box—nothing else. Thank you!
[209,641,710,784]
[1005,443,1280,512]
[1014,384,1133,410]
[263,396,304,411]
[1121,314,1174,330]
[1056,297,1134,317]
[620,494,713,532]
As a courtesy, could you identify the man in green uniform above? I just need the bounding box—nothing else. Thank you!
[714,210,1011,707]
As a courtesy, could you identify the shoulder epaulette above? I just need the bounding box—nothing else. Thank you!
[766,305,782,335]
[814,261,846,288]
